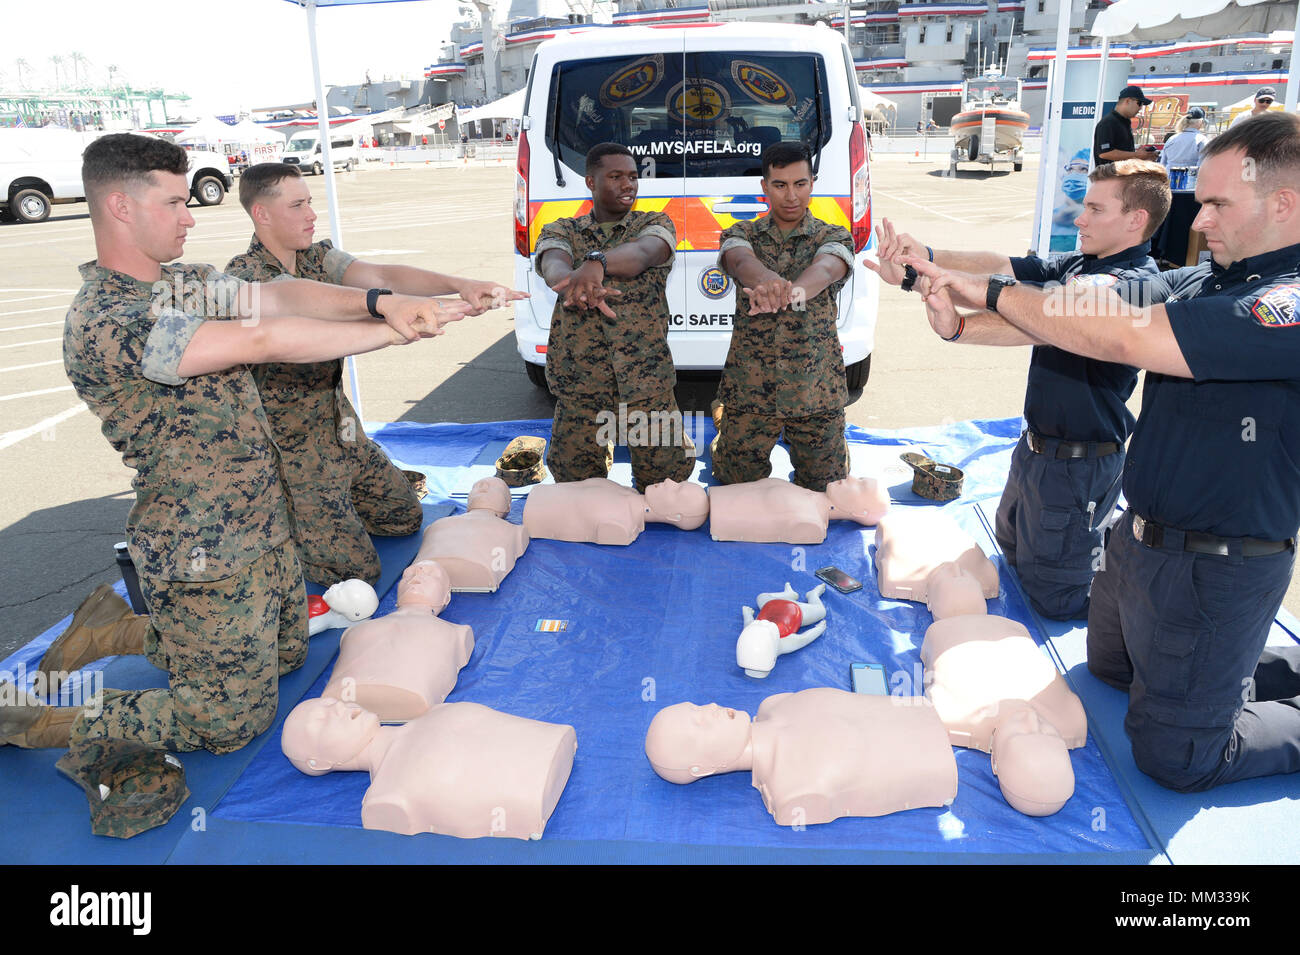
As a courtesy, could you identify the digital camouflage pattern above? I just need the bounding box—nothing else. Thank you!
[900,451,964,502]
[71,541,307,754]
[64,261,292,582]
[549,389,696,490]
[716,211,853,416]
[56,736,189,838]
[712,406,848,491]
[535,210,678,403]
[495,435,548,487]
[224,235,423,586]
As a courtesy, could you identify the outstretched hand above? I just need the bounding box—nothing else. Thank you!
[459,279,530,315]
[904,256,987,312]
[552,271,624,319]
[865,217,925,286]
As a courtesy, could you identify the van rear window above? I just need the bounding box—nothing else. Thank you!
[546,52,831,178]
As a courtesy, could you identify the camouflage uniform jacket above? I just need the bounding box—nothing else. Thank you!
[717,211,854,416]
[63,261,291,582]
[535,210,677,402]
[223,235,360,447]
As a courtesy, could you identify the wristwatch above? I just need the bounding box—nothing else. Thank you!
[901,264,919,293]
[583,250,608,276]
[366,288,393,318]
[986,274,1018,314]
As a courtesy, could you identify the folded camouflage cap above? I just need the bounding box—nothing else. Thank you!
[401,469,429,500]
[495,436,548,488]
[56,737,189,839]
[900,451,964,503]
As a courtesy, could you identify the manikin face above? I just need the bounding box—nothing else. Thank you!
[644,702,752,784]
[397,560,451,611]
[989,704,1073,816]
[322,578,379,622]
[281,696,380,776]
[1192,148,1279,266]
[585,153,639,221]
[254,174,316,251]
[643,479,709,529]
[467,476,511,517]
[1074,178,1146,257]
[824,476,885,525]
[761,160,814,229]
[120,171,195,264]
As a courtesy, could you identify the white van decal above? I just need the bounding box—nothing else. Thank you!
[666,80,731,124]
[599,55,665,108]
[628,140,761,157]
[730,61,794,107]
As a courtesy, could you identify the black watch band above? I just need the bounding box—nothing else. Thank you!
[583,250,608,276]
[901,264,919,293]
[986,275,1017,313]
[366,288,393,318]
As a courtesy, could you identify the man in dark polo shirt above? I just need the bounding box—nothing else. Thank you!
[868,159,1171,619]
[1094,86,1159,167]
[906,112,1300,793]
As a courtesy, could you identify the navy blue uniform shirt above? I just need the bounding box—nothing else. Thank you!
[1123,242,1300,540]
[1093,110,1135,166]
[1009,242,1156,444]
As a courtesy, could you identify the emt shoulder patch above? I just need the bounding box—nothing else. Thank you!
[1251,284,1300,328]
[1069,273,1118,287]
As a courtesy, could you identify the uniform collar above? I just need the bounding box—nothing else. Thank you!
[755,209,816,239]
[245,233,293,275]
[1210,242,1300,281]
[78,260,166,299]
[1086,240,1151,269]
[577,209,634,235]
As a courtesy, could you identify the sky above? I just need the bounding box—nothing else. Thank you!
[3,0,465,116]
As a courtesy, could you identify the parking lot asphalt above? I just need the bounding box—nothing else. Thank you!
[3,153,1294,655]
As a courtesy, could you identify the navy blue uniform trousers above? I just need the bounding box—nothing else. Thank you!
[1087,510,1300,791]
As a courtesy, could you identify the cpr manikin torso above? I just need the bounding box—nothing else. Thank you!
[922,568,1086,816]
[873,509,998,602]
[708,477,889,544]
[644,689,957,826]
[282,696,577,840]
[321,561,473,722]
[415,477,529,592]
[522,478,708,545]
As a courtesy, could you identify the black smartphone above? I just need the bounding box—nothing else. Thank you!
[815,565,862,593]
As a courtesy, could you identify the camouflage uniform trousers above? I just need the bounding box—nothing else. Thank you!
[712,404,849,492]
[282,429,424,588]
[70,541,308,755]
[549,387,696,490]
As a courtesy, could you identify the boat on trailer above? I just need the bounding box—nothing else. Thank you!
[949,69,1029,175]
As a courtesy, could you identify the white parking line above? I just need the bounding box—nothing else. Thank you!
[0,288,77,294]
[0,359,63,374]
[0,403,87,451]
[873,189,972,224]
[0,385,73,402]
[0,321,62,332]
[0,337,60,350]
[0,293,71,305]
[0,305,67,317]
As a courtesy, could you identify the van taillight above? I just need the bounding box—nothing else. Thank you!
[849,121,871,253]
[514,131,530,257]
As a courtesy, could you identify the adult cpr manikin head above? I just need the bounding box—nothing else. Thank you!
[644,702,752,783]
[323,578,380,623]
[643,479,709,530]
[397,560,451,612]
[467,476,511,517]
[925,562,988,620]
[281,696,381,776]
[990,703,1075,816]
[824,476,890,525]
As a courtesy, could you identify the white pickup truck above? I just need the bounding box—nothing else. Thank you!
[0,128,232,223]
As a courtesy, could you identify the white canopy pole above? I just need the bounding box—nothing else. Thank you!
[303,0,364,422]
[1288,10,1300,111]
[1035,0,1075,254]
[1089,36,1110,172]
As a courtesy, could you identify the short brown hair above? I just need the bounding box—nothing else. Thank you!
[1088,158,1171,240]
[82,133,188,210]
[1204,110,1300,195]
[238,162,302,214]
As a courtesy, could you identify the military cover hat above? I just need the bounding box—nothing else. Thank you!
[56,737,189,839]
[401,469,429,500]
[495,436,548,487]
[900,451,964,502]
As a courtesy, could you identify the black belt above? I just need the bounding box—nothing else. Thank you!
[1026,431,1122,459]
[1131,514,1294,558]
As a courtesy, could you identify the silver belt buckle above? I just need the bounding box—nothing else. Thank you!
[1132,514,1146,544]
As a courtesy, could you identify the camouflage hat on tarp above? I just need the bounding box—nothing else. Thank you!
[495,436,548,487]
[401,469,429,500]
[900,451,964,502]
[56,737,188,839]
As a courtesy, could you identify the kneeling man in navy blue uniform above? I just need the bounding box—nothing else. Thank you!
[905,112,1300,793]
[869,159,1170,620]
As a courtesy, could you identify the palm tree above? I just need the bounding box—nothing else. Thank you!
[50,55,63,88]
[15,58,29,88]
[71,51,88,88]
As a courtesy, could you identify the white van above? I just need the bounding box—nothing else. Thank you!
[282,130,358,174]
[512,22,878,391]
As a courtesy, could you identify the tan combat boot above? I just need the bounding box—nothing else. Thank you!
[0,684,83,748]
[37,585,148,679]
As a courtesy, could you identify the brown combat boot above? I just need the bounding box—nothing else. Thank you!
[0,683,83,748]
[37,585,148,680]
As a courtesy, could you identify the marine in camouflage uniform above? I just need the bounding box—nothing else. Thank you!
[536,210,695,489]
[713,211,854,491]
[224,235,423,586]
[62,262,308,754]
